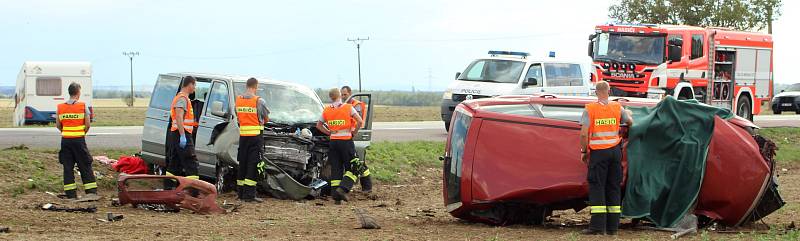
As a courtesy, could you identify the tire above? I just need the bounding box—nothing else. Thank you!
[737,96,753,121]
[215,163,236,194]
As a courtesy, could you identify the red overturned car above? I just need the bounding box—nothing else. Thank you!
[442,94,783,227]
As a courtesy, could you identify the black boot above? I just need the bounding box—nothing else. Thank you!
[333,188,349,205]
[360,176,373,193]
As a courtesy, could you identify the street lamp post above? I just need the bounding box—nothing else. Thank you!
[122,51,140,107]
[347,37,369,92]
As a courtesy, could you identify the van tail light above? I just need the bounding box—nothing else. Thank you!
[25,107,33,119]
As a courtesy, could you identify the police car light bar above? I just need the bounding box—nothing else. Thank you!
[488,50,529,58]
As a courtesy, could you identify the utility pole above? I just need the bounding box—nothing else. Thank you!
[347,37,369,92]
[122,51,140,107]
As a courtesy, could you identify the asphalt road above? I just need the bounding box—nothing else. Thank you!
[0,116,796,149]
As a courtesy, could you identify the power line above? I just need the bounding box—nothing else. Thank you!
[145,43,337,60]
[378,32,574,42]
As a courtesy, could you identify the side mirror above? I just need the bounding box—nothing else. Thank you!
[588,33,597,41]
[210,100,228,118]
[454,72,462,80]
[588,41,594,57]
[668,45,682,63]
[524,77,538,86]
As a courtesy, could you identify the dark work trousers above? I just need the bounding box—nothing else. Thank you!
[237,135,264,199]
[165,130,199,184]
[328,139,358,193]
[60,138,97,198]
[587,144,623,232]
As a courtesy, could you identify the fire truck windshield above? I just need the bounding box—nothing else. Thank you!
[458,59,526,84]
[593,33,665,65]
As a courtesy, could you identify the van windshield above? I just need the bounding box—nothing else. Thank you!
[458,59,525,84]
[234,83,323,125]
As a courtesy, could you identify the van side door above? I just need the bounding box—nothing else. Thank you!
[141,74,181,167]
[195,80,232,176]
[349,93,373,160]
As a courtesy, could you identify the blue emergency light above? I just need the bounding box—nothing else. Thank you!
[488,50,529,57]
[549,51,556,57]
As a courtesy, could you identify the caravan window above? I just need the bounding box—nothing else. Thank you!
[36,77,62,96]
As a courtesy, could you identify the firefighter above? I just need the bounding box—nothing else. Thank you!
[166,76,200,183]
[316,88,364,204]
[340,85,372,193]
[56,82,99,200]
[236,78,270,203]
[579,81,634,235]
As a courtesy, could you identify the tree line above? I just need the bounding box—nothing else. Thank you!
[314,89,443,106]
[609,0,782,33]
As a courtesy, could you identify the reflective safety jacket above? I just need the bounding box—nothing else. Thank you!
[586,101,622,150]
[322,103,355,140]
[170,92,197,133]
[57,101,87,138]
[236,95,264,136]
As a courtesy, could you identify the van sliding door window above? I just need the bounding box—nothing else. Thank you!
[36,77,62,96]
[149,76,180,110]
[544,64,583,87]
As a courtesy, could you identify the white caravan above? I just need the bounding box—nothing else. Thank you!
[13,61,93,126]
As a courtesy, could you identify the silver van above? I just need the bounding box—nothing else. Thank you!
[141,73,374,199]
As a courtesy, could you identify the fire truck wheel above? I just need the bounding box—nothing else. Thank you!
[737,96,752,121]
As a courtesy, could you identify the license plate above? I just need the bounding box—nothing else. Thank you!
[782,103,793,107]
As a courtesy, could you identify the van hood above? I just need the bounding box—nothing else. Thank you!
[446,80,518,97]
[774,91,800,98]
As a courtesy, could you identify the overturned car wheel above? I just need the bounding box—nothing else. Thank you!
[215,163,237,194]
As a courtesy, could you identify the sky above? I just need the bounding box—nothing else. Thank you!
[0,0,797,91]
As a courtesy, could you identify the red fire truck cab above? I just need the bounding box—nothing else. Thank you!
[588,24,773,120]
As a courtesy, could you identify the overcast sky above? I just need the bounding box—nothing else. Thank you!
[0,0,796,91]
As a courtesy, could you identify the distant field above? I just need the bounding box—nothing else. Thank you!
[0,99,439,127]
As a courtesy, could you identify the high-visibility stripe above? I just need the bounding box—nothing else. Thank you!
[591,131,619,137]
[240,130,261,135]
[240,126,264,131]
[62,131,86,137]
[361,169,371,177]
[242,179,257,186]
[165,172,175,176]
[331,180,341,187]
[589,138,620,145]
[608,206,622,213]
[331,130,352,139]
[590,206,608,214]
[237,180,244,186]
[64,183,77,191]
[344,171,357,181]
[186,175,199,180]
[62,126,86,131]
[83,182,97,189]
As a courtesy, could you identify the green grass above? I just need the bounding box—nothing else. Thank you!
[759,127,800,164]
[366,141,445,183]
[0,147,138,196]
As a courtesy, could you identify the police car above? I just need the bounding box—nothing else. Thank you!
[441,51,594,130]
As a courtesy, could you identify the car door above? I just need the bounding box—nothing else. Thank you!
[518,63,544,95]
[141,74,181,166]
[348,93,373,160]
[194,80,232,177]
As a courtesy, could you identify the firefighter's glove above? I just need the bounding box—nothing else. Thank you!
[179,134,187,149]
[350,158,367,175]
[257,160,267,176]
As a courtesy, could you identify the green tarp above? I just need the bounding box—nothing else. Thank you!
[622,97,733,228]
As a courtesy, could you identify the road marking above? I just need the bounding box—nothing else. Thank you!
[89,133,122,136]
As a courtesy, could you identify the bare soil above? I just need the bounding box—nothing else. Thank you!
[0,162,797,241]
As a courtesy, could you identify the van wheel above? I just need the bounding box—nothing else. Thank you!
[215,163,236,194]
[737,96,752,121]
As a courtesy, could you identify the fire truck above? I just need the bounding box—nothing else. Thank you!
[588,24,773,120]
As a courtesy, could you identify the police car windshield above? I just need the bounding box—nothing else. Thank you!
[234,83,323,125]
[458,59,525,84]
[593,33,665,65]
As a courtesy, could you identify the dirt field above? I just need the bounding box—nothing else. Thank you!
[0,149,797,240]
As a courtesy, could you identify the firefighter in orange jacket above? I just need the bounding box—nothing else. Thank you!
[236,78,270,203]
[341,85,373,193]
[579,81,634,235]
[166,76,200,182]
[317,88,364,204]
[56,82,98,200]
